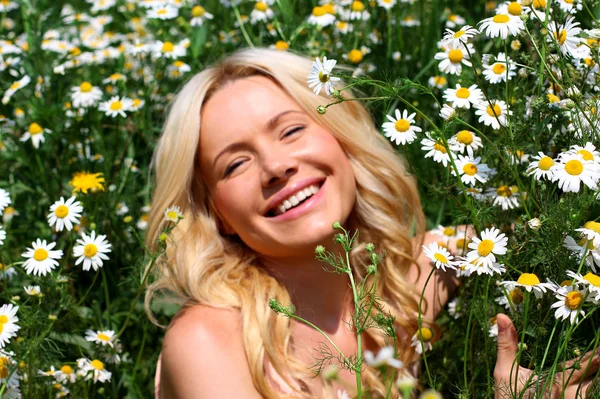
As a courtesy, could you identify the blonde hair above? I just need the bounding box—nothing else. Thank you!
[145,47,426,398]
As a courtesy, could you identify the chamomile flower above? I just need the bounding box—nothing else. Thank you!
[411,327,433,354]
[2,75,30,104]
[164,206,183,222]
[551,285,587,324]
[420,133,453,167]
[547,17,588,59]
[307,56,340,96]
[364,346,403,369]
[20,122,51,149]
[443,84,483,109]
[499,273,554,299]
[551,153,600,193]
[478,13,525,39]
[102,73,126,85]
[434,41,475,75]
[23,285,41,296]
[422,242,458,271]
[483,53,517,84]
[47,196,83,232]
[190,5,214,26]
[71,82,102,108]
[85,330,116,348]
[489,317,499,339]
[486,185,521,210]
[447,297,461,318]
[250,2,274,24]
[77,358,111,383]
[307,6,336,27]
[466,227,508,269]
[99,96,133,118]
[0,304,20,348]
[167,60,191,78]
[348,1,370,20]
[22,239,63,276]
[495,1,529,17]
[445,13,466,29]
[556,0,582,13]
[376,0,396,9]
[439,104,456,121]
[475,99,511,129]
[382,109,422,145]
[0,190,10,215]
[496,285,525,311]
[527,152,555,181]
[449,130,483,158]
[147,4,178,19]
[0,226,4,246]
[428,75,447,89]
[441,25,479,46]
[452,155,492,185]
[73,231,112,272]
[152,40,187,59]
[576,221,600,248]
[567,271,600,303]
[566,142,600,164]
[460,257,507,276]
[56,365,77,384]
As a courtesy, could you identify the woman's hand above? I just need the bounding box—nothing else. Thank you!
[494,314,600,398]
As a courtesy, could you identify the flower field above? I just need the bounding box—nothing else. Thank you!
[0,0,599,397]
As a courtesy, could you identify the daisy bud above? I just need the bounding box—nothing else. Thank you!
[11,296,19,301]
[510,40,521,51]
[527,218,541,230]
[396,375,416,391]
[334,233,345,244]
[317,105,327,115]
[518,68,528,78]
[123,216,132,223]
[159,233,168,242]
[48,314,57,321]
[365,243,375,252]
[439,104,456,121]
[315,245,326,255]
[332,221,342,230]
[589,29,600,39]
[322,364,339,381]
[367,264,377,274]
[520,13,529,22]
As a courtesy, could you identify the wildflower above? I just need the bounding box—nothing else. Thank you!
[376,0,396,9]
[2,75,30,104]
[307,6,336,27]
[70,172,105,194]
[0,189,10,215]
[307,56,341,96]
[475,99,511,129]
[483,52,517,84]
[478,13,525,39]
[102,73,126,85]
[567,142,600,164]
[47,196,83,232]
[0,226,4,246]
[147,4,178,19]
[449,130,483,158]
[23,285,41,296]
[190,5,214,26]
[38,366,58,377]
[20,122,51,149]
[152,40,187,59]
[443,84,483,109]
[441,25,479,47]
[528,218,542,230]
[0,263,16,281]
[527,152,555,181]
[428,75,447,89]
[551,285,587,324]
[432,225,457,240]
[447,297,461,318]
[551,153,600,193]
[71,82,102,108]
[411,327,433,354]
[460,257,506,276]
[77,358,111,383]
[164,206,183,222]
[364,346,403,368]
[348,1,370,20]
[452,155,492,185]
[337,390,351,399]
[434,41,475,75]
[167,61,191,78]
[99,96,133,118]
[420,133,453,167]
[486,185,521,210]
[22,239,63,276]
[345,49,363,64]
[422,242,458,271]
[489,317,498,339]
[567,271,600,303]
[446,13,466,29]
[85,330,116,348]
[576,221,600,248]
[73,231,112,272]
[466,227,507,269]
[382,109,422,145]
[56,365,77,384]
[495,1,529,17]
[500,273,554,299]
[250,2,274,24]
[439,104,455,121]
[0,304,20,348]
[496,286,525,310]
[547,17,588,59]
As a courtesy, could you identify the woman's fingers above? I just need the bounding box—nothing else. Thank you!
[495,314,519,377]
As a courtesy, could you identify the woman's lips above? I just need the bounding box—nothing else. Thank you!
[267,179,326,222]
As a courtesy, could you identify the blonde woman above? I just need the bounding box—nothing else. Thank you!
[146,48,598,398]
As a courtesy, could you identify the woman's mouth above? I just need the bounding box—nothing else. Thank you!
[265,180,325,218]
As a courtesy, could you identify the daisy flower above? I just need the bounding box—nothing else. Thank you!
[307,56,341,96]
[71,82,102,108]
[190,5,214,26]
[445,13,465,29]
[495,1,528,18]
[56,365,77,384]
[527,152,555,181]
[376,0,396,9]
[566,142,600,164]
[432,225,458,240]
[567,271,600,303]
[164,206,183,222]
[411,327,433,355]
[576,221,600,248]
[2,75,30,104]
[0,304,20,348]
[452,155,492,185]
[102,73,126,85]
[439,104,456,121]
[152,40,187,59]
[551,285,587,324]
[441,25,479,47]
[422,242,458,271]
[167,60,191,78]
[499,273,554,299]
[428,76,447,89]
[460,257,507,276]
[556,0,582,13]
[443,84,483,109]
[382,109,422,145]
[73,231,112,272]
[496,285,525,311]
[99,96,133,118]
[77,358,111,383]
[38,366,58,377]
[364,346,403,369]
[466,227,507,269]
[483,52,517,84]
[475,99,511,129]
[447,297,462,318]
[434,41,475,75]
[307,6,336,27]
[420,133,453,167]
[489,317,499,339]
[21,239,63,276]
[70,172,105,194]
[85,329,116,348]
[23,285,41,296]
[0,226,4,246]
[551,153,600,193]
[0,189,10,215]
[20,122,51,149]
[547,17,588,59]
[147,4,178,19]
[348,1,370,20]
[250,2,274,24]
[478,13,525,39]
[486,185,521,210]
[449,130,483,158]
[48,196,83,232]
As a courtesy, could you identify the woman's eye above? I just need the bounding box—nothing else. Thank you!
[224,160,244,177]
[283,126,304,138]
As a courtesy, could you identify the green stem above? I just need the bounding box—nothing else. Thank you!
[346,251,363,399]
[418,268,436,388]
[233,6,254,48]
[463,277,480,392]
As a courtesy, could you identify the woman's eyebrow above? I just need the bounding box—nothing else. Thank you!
[212,109,305,167]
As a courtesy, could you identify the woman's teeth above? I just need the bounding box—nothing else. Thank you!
[276,184,320,215]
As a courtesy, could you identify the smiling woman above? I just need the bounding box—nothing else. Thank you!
[145,47,444,399]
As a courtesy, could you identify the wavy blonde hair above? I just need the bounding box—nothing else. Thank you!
[145,47,426,398]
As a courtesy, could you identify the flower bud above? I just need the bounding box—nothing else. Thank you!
[315,245,326,255]
[334,233,345,244]
[365,243,375,252]
[323,364,340,381]
[316,105,327,115]
[367,264,377,274]
[527,218,541,230]
[332,221,342,230]
[159,232,168,242]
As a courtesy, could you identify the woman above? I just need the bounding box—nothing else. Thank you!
[146,48,598,398]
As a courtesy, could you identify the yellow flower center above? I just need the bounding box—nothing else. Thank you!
[0,315,8,324]
[583,221,600,235]
[533,0,546,8]
[456,130,473,144]
[496,185,512,197]
[434,76,447,85]
[565,291,583,310]
[318,71,329,83]
[443,227,456,236]
[54,205,69,218]
[546,93,560,103]
[162,41,174,52]
[433,142,447,153]
[157,8,167,15]
[583,272,600,287]
[477,239,494,256]
[394,119,410,132]
[84,244,98,258]
[492,63,506,74]
[351,1,365,11]
[97,333,110,341]
[167,211,178,220]
[507,2,522,15]
[487,104,501,117]
[565,160,583,176]
[493,14,510,23]
[456,87,470,98]
[555,30,567,46]
[312,6,326,16]
[517,273,541,286]
[448,49,463,64]
[463,163,478,176]
[33,248,49,261]
[79,82,93,92]
[322,3,335,14]
[60,365,73,374]
[275,40,288,50]
[0,365,7,379]
[454,30,465,38]
[255,2,268,11]
[584,58,595,67]
[192,5,205,17]
[348,49,363,64]
[577,150,593,161]
[70,172,105,194]
[509,288,524,305]
[9,82,20,90]
[90,359,104,371]
[29,123,43,135]
[538,156,554,170]
[434,252,449,264]
[110,101,123,111]
[456,238,471,250]
[418,327,433,341]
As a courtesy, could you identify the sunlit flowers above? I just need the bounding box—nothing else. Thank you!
[382,109,422,145]
[307,56,340,96]
[0,304,20,348]
[147,4,178,20]
[452,155,492,185]
[47,196,83,232]
[434,41,474,75]
[422,242,458,271]
[307,6,336,27]
[443,84,483,109]
[475,99,511,129]
[22,239,63,276]
[73,231,112,272]
[550,284,587,324]
[567,271,600,303]
[364,346,403,368]
[411,327,433,354]
[500,273,554,299]
[478,13,524,39]
[85,329,116,348]
[71,82,103,108]
[466,227,507,269]
[99,96,133,118]
[441,25,479,46]
[20,122,51,149]
[551,153,600,193]
[70,172,105,194]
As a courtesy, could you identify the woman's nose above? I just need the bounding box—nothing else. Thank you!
[261,155,298,187]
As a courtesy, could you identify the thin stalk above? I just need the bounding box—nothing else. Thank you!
[346,251,363,399]
[418,268,436,388]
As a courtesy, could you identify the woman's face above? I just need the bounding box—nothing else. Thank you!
[198,75,357,259]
